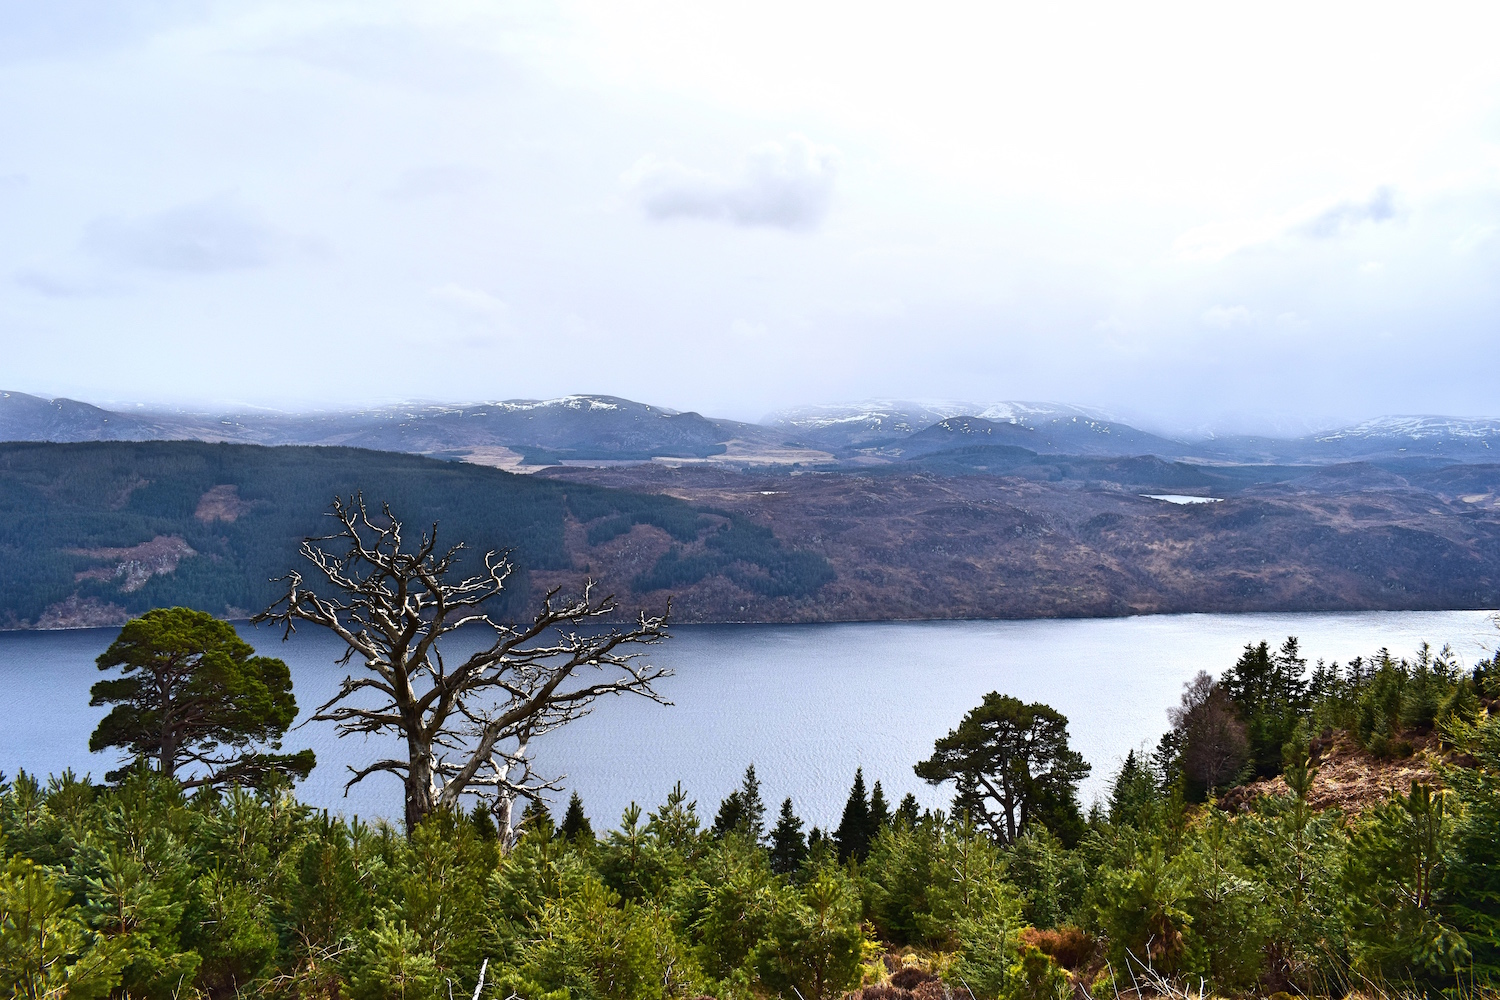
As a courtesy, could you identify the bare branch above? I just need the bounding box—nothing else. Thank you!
[258,495,672,834]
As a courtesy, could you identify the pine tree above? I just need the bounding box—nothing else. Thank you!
[868,780,890,832]
[470,801,497,841]
[560,791,593,842]
[894,792,921,828]
[1107,750,1157,828]
[834,767,872,862]
[520,798,554,839]
[711,790,746,838]
[713,764,767,841]
[952,771,986,828]
[90,607,313,788]
[740,763,767,842]
[769,797,807,874]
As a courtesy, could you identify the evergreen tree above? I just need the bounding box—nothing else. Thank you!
[894,793,921,828]
[1221,637,1310,778]
[917,693,1090,844]
[560,792,594,842]
[90,607,314,789]
[868,781,890,831]
[769,797,807,874]
[834,768,872,861]
[711,790,746,838]
[520,798,554,839]
[713,764,768,841]
[1107,750,1157,828]
[739,763,767,842]
[471,801,498,841]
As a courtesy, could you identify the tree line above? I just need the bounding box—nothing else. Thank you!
[3,496,1499,998]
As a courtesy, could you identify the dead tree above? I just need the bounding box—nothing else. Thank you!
[254,495,671,837]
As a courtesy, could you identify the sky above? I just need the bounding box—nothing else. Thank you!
[1,1,1498,435]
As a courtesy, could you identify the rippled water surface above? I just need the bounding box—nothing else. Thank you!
[3,610,1496,828]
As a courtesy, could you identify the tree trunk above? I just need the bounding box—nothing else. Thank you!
[404,738,438,835]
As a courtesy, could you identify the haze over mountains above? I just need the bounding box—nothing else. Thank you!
[4,390,1498,469]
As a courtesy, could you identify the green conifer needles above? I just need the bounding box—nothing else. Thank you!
[89,607,313,789]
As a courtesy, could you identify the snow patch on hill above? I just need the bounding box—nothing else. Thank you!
[1316,416,1500,442]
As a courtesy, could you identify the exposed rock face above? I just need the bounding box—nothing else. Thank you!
[35,595,129,629]
[71,535,196,592]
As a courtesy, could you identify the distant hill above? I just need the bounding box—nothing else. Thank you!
[5,390,1500,470]
[0,442,833,630]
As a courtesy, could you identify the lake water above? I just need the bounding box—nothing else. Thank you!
[2,610,1496,831]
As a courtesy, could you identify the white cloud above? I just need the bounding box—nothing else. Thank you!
[1295,186,1396,239]
[1175,186,1400,261]
[83,197,274,273]
[627,135,839,231]
[1202,305,1252,328]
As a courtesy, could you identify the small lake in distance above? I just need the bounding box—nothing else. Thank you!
[2,610,1496,830]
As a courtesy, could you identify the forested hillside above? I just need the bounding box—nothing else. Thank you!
[0,443,833,628]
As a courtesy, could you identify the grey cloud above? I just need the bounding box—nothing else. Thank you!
[630,135,838,231]
[83,198,273,273]
[1297,186,1397,239]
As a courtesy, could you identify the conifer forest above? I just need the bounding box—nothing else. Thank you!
[4,609,1499,1000]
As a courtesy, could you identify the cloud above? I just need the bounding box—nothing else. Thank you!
[1295,186,1396,239]
[83,197,274,273]
[1202,304,1252,328]
[628,135,839,231]
[1175,186,1399,261]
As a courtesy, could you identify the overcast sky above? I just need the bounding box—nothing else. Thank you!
[2,1,1498,433]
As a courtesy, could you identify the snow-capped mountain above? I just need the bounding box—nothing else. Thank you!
[1315,416,1500,442]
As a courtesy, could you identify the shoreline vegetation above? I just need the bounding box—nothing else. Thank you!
[4,624,1498,999]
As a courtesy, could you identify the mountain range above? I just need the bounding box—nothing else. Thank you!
[4,390,1498,629]
[4,390,1499,468]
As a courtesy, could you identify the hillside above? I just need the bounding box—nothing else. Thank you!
[0,442,833,629]
[539,458,1500,620]
[3,440,1498,630]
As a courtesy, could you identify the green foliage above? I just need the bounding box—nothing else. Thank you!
[561,791,595,843]
[632,516,836,598]
[750,861,867,1000]
[0,441,834,626]
[1344,781,1470,980]
[769,797,807,875]
[1107,750,1158,829]
[0,855,126,1000]
[1444,714,1500,977]
[865,815,1011,947]
[916,693,1090,845]
[1221,638,1309,778]
[3,632,1500,997]
[834,767,874,862]
[90,607,313,787]
[713,763,768,842]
